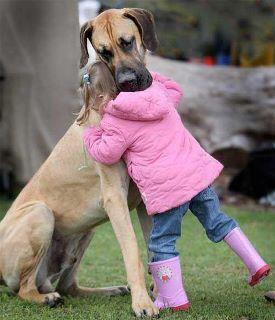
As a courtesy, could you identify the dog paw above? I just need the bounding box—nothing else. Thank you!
[117,285,131,296]
[105,285,131,296]
[44,292,64,308]
[265,291,275,303]
[132,294,159,317]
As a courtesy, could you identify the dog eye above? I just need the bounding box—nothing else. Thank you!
[99,49,113,61]
[120,38,134,50]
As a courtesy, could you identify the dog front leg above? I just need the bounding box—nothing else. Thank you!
[137,201,153,261]
[105,194,158,317]
[100,166,158,317]
[137,201,157,299]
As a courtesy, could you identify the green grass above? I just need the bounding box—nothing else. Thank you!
[0,196,274,319]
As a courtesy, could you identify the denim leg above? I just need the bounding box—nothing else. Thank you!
[189,186,238,243]
[149,202,189,262]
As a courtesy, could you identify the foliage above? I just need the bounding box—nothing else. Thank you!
[103,0,275,60]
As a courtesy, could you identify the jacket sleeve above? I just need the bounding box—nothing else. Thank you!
[83,123,127,165]
[151,71,183,108]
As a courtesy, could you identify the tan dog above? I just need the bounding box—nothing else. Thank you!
[80,8,158,92]
[0,8,159,317]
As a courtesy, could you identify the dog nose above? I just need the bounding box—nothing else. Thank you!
[117,68,137,91]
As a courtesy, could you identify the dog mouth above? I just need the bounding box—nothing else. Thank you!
[116,67,153,92]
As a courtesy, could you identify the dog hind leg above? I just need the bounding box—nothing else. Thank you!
[2,202,62,306]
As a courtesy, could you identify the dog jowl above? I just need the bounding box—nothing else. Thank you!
[80,8,159,92]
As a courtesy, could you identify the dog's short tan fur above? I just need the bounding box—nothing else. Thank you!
[0,8,158,317]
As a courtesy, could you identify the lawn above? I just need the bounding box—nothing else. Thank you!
[0,196,274,319]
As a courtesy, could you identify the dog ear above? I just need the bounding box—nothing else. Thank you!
[123,8,158,52]
[80,22,93,69]
[77,83,91,125]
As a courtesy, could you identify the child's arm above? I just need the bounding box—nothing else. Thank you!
[151,71,183,107]
[83,123,127,165]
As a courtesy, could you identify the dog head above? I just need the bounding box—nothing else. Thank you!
[80,8,158,92]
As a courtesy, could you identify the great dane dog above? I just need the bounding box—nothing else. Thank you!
[0,8,159,317]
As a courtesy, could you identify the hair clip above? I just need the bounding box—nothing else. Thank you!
[83,73,91,85]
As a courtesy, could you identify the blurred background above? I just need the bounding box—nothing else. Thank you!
[0,0,274,209]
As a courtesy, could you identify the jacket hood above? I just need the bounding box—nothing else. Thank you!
[104,81,172,121]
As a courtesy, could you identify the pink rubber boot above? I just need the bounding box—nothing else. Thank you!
[224,227,270,286]
[148,256,190,312]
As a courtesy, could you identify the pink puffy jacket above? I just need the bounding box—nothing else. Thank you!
[84,72,223,215]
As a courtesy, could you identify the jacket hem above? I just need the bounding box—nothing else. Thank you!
[147,163,223,215]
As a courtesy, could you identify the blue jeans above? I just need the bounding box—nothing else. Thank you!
[149,186,238,262]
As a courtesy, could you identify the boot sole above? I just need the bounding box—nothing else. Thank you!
[249,264,271,287]
[172,303,190,312]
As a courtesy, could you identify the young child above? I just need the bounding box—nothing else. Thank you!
[82,62,270,312]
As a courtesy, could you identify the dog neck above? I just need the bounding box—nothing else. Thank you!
[77,105,102,127]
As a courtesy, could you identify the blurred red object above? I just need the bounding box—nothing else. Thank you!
[203,56,215,65]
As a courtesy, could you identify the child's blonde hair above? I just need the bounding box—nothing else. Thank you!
[77,61,118,125]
